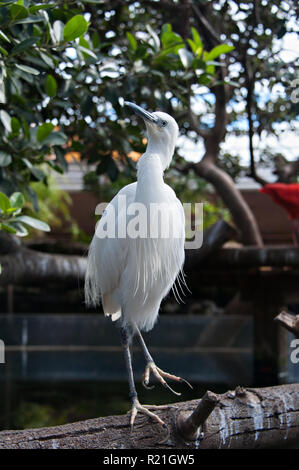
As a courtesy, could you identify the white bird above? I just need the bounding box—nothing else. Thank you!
[85,102,191,433]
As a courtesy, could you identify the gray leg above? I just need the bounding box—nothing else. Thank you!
[120,326,137,403]
[119,325,168,432]
[134,324,193,395]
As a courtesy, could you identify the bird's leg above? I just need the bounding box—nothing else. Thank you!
[134,325,193,395]
[119,326,169,434]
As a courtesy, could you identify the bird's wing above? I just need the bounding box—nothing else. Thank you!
[84,182,137,315]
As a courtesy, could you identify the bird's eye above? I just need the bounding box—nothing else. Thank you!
[162,121,167,127]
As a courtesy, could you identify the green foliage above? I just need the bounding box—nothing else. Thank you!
[165,169,231,229]
[27,171,82,239]
[0,190,50,237]
[0,0,296,242]
[0,1,89,207]
[63,15,88,42]
[0,0,233,204]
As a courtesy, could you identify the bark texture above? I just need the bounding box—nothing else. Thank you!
[0,384,298,449]
[0,233,86,287]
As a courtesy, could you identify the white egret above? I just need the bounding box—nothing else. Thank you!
[85,102,191,433]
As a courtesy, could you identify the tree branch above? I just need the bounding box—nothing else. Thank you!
[191,3,220,48]
[0,384,298,449]
[188,106,210,139]
[176,390,219,440]
[185,219,239,270]
[0,241,86,287]
[243,57,268,186]
[193,160,263,246]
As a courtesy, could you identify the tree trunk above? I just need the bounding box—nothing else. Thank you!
[0,384,298,449]
[0,234,86,287]
[194,160,263,246]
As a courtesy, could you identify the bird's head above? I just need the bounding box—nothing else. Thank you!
[125,101,179,170]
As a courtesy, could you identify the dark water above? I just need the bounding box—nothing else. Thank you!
[0,380,228,431]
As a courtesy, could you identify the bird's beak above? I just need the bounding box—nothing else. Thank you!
[124,101,159,125]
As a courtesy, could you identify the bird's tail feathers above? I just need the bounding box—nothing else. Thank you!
[84,239,101,307]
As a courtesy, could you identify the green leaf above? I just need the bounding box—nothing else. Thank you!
[11,117,20,134]
[0,192,11,213]
[36,122,54,142]
[0,46,8,56]
[6,221,28,237]
[0,151,12,167]
[22,158,46,181]
[0,110,11,132]
[54,147,68,171]
[79,35,90,49]
[1,223,17,234]
[10,4,28,21]
[15,64,40,75]
[191,27,202,48]
[29,3,55,13]
[178,48,193,68]
[11,37,37,55]
[40,51,54,68]
[205,44,235,61]
[15,215,50,232]
[10,192,25,209]
[42,131,67,146]
[0,31,10,43]
[223,79,240,87]
[51,20,64,44]
[13,17,44,25]
[91,31,100,48]
[161,24,183,53]
[45,74,57,97]
[126,32,137,51]
[63,15,88,42]
[78,46,97,60]
[21,116,30,140]
[146,24,160,52]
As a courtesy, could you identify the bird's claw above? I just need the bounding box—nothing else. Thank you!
[129,397,170,440]
[142,379,155,390]
[142,366,155,390]
[142,361,192,396]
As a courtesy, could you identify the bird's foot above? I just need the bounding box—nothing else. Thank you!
[129,397,170,441]
[142,361,193,395]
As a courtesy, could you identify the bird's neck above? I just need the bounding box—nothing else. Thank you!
[146,134,172,170]
[136,152,165,202]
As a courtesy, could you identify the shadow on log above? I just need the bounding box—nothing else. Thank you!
[0,384,298,449]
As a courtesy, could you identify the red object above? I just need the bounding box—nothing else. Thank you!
[259,183,299,220]
[260,183,299,245]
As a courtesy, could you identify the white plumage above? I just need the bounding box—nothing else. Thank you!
[85,110,185,332]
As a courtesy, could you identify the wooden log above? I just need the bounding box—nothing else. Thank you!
[0,247,87,287]
[202,246,299,268]
[0,384,298,449]
[185,219,238,269]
